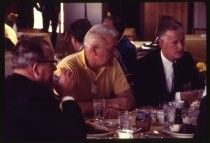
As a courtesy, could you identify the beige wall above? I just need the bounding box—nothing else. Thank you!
[63,3,102,32]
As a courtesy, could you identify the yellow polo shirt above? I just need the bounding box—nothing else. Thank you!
[54,50,130,101]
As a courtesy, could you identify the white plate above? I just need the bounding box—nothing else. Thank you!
[162,126,194,138]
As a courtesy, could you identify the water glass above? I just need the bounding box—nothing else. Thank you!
[163,102,176,125]
[182,108,199,126]
[93,99,106,121]
[173,101,185,109]
[118,111,133,139]
[118,111,132,130]
[156,109,165,124]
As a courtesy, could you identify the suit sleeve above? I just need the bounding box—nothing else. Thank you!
[186,53,205,89]
[61,100,87,139]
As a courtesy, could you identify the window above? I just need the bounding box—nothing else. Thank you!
[33,3,64,33]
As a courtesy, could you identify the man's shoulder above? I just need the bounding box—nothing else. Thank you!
[58,51,81,65]
[138,49,160,63]
[119,36,136,49]
[178,51,194,63]
[5,74,50,96]
[183,51,193,59]
[64,51,81,60]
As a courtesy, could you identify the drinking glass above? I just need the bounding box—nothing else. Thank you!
[93,99,106,122]
[118,111,133,138]
[163,102,176,125]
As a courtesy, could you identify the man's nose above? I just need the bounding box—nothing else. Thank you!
[177,41,184,50]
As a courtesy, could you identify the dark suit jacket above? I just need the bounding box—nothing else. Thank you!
[194,96,208,139]
[117,36,137,74]
[5,74,86,140]
[133,49,204,107]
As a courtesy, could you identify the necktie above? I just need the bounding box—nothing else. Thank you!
[171,62,177,93]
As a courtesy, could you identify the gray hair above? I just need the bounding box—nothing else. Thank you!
[84,24,119,45]
[12,37,50,68]
[156,19,184,42]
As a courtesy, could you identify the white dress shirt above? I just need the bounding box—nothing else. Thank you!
[161,51,174,93]
[161,51,181,101]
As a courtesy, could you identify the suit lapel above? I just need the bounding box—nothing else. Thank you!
[155,52,168,94]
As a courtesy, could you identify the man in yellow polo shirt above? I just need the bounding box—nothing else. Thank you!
[55,24,135,118]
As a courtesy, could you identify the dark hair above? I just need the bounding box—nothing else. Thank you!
[103,15,125,37]
[12,37,50,68]
[69,19,92,43]
[156,19,183,38]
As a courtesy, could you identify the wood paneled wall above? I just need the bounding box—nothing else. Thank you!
[144,2,188,41]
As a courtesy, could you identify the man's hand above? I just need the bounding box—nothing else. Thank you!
[54,68,76,98]
[181,90,202,104]
[105,107,119,119]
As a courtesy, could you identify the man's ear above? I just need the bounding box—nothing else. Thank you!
[158,39,164,49]
[90,46,97,56]
[73,37,78,44]
[32,63,41,78]
[71,36,76,44]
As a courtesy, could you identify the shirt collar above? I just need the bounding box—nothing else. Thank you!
[161,50,173,68]
[79,49,107,80]
[78,49,88,69]
[79,45,83,51]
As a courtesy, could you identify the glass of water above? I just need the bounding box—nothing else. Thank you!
[93,99,106,122]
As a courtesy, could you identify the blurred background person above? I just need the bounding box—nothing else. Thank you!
[55,24,135,119]
[133,19,205,107]
[103,15,137,75]
[67,18,92,51]
[17,3,40,30]
[4,23,17,49]
[37,0,60,49]
[5,37,86,139]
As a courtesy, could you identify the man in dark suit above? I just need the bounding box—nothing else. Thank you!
[5,37,86,140]
[133,19,204,107]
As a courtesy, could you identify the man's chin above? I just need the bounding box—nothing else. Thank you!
[176,52,184,59]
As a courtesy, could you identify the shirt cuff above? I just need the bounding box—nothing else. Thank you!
[60,96,75,111]
[61,96,75,102]
[175,92,181,101]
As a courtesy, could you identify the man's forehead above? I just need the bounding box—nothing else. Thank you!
[164,30,184,39]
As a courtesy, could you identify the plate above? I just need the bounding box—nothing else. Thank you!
[87,131,115,139]
[162,125,194,138]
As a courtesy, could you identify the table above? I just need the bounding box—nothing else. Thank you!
[86,118,173,139]
[17,32,53,50]
[86,105,198,139]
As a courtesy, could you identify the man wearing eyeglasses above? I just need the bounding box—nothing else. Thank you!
[5,37,86,139]
[55,24,136,119]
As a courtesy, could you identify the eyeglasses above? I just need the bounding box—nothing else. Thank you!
[37,60,58,66]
